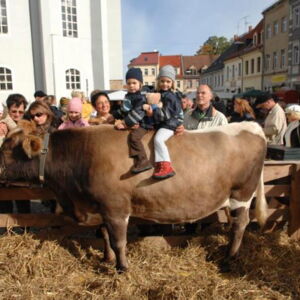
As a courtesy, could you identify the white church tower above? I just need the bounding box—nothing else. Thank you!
[0,0,123,104]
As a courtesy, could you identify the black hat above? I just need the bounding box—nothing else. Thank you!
[126,68,143,83]
[255,92,273,107]
[34,90,47,98]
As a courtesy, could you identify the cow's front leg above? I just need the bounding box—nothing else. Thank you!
[221,206,250,272]
[98,224,115,263]
[105,215,129,272]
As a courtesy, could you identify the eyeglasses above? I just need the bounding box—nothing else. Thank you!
[10,110,24,115]
[30,112,45,118]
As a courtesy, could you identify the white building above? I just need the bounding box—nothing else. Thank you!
[0,0,123,105]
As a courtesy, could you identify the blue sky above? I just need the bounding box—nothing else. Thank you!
[121,0,276,70]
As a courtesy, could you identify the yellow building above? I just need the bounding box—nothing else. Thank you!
[242,20,264,91]
[223,56,243,94]
[262,0,289,91]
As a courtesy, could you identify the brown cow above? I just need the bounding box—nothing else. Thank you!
[0,120,267,272]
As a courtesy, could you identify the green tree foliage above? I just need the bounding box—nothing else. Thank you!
[196,36,231,55]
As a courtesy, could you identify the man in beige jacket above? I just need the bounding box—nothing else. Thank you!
[183,84,228,130]
[256,93,287,145]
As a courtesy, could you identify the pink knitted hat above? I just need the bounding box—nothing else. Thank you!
[67,97,82,113]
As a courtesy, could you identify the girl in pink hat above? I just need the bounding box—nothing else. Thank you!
[58,97,89,130]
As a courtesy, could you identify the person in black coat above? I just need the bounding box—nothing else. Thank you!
[212,96,227,115]
[115,68,153,174]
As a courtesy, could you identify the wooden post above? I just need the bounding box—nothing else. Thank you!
[288,164,300,240]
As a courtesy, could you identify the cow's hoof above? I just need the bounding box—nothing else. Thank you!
[219,261,231,273]
[102,257,115,265]
[116,265,128,274]
[218,256,237,273]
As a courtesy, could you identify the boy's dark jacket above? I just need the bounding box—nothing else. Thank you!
[113,91,153,129]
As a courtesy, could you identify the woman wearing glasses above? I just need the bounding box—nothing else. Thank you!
[26,100,60,216]
[0,93,28,146]
[0,93,30,217]
[27,100,60,136]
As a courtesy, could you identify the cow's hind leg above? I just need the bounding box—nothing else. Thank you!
[98,224,115,264]
[105,216,129,272]
[221,198,251,272]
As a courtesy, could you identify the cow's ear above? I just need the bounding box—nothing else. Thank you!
[22,135,42,159]
[17,120,37,135]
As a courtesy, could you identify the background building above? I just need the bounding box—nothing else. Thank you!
[128,51,160,87]
[182,55,217,92]
[241,20,264,91]
[0,0,123,105]
[262,0,289,91]
[201,40,244,98]
[288,0,300,91]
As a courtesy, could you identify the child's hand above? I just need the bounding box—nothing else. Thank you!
[143,104,150,111]
[131,124,140,129]
[175,125,185,136]
[114,120,126,130]
[146,106,153,117]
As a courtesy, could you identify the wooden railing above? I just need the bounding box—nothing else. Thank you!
[0,161,299,240]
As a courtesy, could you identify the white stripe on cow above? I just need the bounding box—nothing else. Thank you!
[229,196,253,210]
[186,121,266,140]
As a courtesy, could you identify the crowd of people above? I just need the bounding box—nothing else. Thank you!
[0,65,299,216]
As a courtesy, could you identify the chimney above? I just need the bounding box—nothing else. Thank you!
[233,34,238,41]
[248,26,253,32]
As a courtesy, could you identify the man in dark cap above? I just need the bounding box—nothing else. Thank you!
[34,90,47,101]
[256,92,287,145]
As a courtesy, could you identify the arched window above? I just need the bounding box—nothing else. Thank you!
[0,0,8,34]
[65,68,80,89]
[61,0,78,37]
[0,67,13,90]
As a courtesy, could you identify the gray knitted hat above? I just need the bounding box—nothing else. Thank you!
[158,65,176,81]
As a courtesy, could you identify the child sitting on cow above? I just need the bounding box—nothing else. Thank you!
[58,97,89,130]
[115,68,154,174]
[143,65,184,179]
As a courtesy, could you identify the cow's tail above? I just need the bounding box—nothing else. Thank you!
[255,168,268,227]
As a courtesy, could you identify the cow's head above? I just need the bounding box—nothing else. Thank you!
[0,120,43,181]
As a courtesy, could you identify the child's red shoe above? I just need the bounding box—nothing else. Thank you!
[152,161,175,180]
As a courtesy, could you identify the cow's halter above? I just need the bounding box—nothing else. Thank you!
[39,133,50,184]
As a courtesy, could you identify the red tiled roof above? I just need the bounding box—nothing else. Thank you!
[159,55,181,68]
[128,51,159,66]
[254,19,264,33]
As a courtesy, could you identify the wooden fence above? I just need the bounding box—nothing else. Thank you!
[0,161,299,240]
